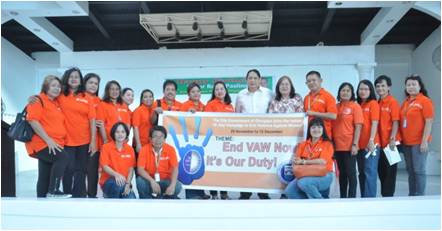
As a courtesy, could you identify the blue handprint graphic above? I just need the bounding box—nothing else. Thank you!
[169,116,213,185]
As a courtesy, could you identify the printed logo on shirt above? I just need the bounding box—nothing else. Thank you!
[120,154,132,158]
[160,156,170,161]
[363,108,370,112]
[76,98,89,104]
[342,107,352,115]
[117,108,128,112]
[381,107,391,112]
[316,99,326,104]
[411,103,423,109]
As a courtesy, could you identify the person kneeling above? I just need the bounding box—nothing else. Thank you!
[99,122,136,199]
[136,126,182,199]
[285,117,334,199]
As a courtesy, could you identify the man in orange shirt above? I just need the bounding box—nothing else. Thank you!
[136,126,182,199]
[151,80,182,125]
[303,71,337,138]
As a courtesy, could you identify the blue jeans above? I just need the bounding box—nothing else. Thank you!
[136,176,182,199]
[357,148,380,197]
[403,144,428,196]
[285,172,333,199]
[102,178,136,199]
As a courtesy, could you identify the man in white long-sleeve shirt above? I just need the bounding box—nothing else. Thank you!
[235,69,274,199]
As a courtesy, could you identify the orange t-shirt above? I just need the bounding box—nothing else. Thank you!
[303,88,337,138]
[87,93,102,151]
[25,93,67,156]
[296,138,334,172]
[378,95,401,148]
[332,101,364,151]
[153,98,182,112]
[132,104,153,146]
[96,101,132,144]
[204,99,235,112]
[137,143,178,181]
[180,100,205,112]
[359,100,380,149]
[99,141,135,187]
[58,93,96,146]
[400,93,434,145]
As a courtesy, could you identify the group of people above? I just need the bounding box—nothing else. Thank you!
[24,67,434,200]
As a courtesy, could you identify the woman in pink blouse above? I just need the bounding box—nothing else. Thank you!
[269,75,304,113]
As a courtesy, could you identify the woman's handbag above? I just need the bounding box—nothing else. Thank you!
[7,97,42,142]
[7,107,35,142]
[292,164,328,179]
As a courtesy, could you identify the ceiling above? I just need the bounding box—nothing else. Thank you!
[1,1,440,57]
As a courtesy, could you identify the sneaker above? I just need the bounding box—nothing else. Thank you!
[220,194,231,200]
[211,195,219,200]
[47,190,72,198]
[200,194,211,200]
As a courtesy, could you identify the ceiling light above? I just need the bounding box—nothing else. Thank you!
[335,2,343,6]
[167,17,173,31]
[33,28,41,32]
[242,17,247,30]
[52,42,59,46]
[9,11,18,16]
[386,19,394,23]
[217,16,223,30]
[192,18,198,31]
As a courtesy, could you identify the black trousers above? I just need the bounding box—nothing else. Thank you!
[35,147,69,197]
[87,151,100,198]
[63,144,89,197]
[378,149,397,197]
[335,151,357,198]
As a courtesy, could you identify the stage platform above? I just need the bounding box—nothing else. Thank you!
[2,196,440,229]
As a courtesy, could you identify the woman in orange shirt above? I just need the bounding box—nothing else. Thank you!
[180,82,205,112]
[57,68,97,198]
[285,117,334,199]
[26,75,70,198]
[400,75,434,196]
[356,80,380,198]
[96,80,132,145]
[203,81,235,199]
[204,81,234,113]
[133,89,154,153]
[84,73,102,198]
[332,82,363,198]
[375,75,401,197]
[99,122,136,198]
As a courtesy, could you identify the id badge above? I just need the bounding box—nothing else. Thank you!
[402,119,407,128]
[154,172,160,182]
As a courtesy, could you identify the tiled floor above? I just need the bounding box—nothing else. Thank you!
[15,169,440,199]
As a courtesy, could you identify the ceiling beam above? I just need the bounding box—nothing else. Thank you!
[13,15,73,52]
[89,10,111,40]
[413,1,440,20]
[320,9,336,36]
[361,2,415,45]
[140,2,150,14]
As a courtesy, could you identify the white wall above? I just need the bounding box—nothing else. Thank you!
[411,26,441,175]
[1,38,38,173]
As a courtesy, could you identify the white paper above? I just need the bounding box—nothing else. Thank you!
[383,145,402,166]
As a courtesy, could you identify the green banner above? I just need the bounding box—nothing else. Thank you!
[170,77,273,95]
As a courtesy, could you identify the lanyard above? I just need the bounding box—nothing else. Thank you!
[153,148,162,172]
[403,98,418,117]
[306,141,321,159]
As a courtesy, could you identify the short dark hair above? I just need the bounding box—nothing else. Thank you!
[139,89,154,106]
[122,87,133,97]
[246,69,261,79]
[405,75,429,97]
[306,70,321,79]
[374,75,392,87]
[275,75,296,101]
[61,67,85,96]
[209,81,232,105]
[337,82,356,102]
[102,80,123,104]
[84,73,101,96]
[163,80,177,92]
[306,117,331,142]
[110,122,130,141]
[150,125,168,139]
[187,82,201,94]
[357,79,377,104]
